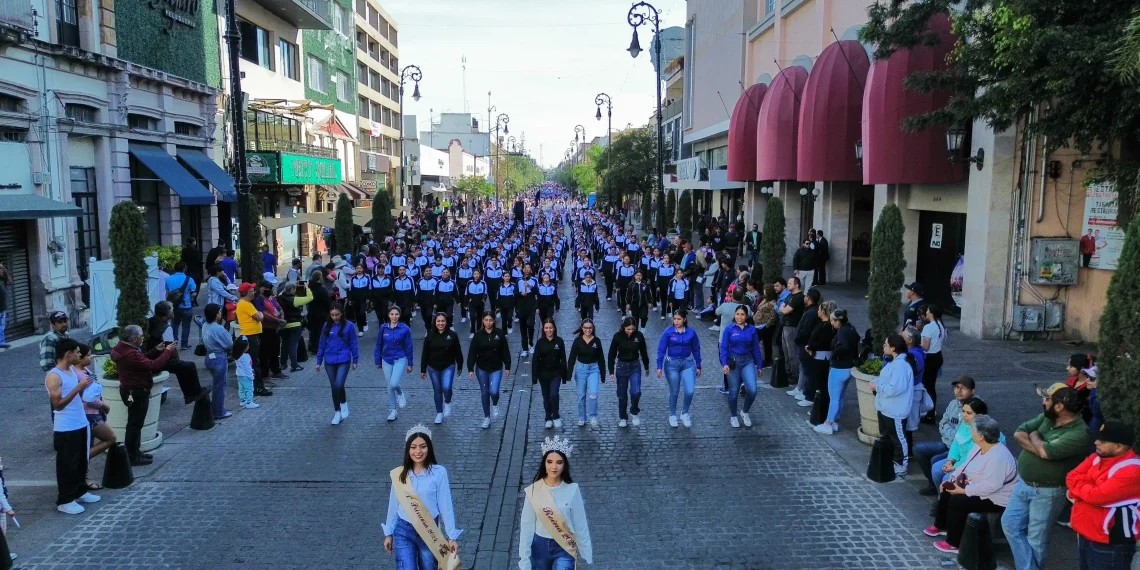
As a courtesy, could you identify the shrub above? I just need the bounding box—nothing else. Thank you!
[1096,215,1140,435]
[102,357,118,379]
[759,197,786,282]
[655,191,667,232]
[858,357,883,376]
[372,188,394,237]
[677,190,693,237]
[334,193,355,258]
[109,202,150,331]
[666,191,677,228]
[868,203,907,349]
[144,244,182,272]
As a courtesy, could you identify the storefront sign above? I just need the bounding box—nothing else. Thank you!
[929,223,943,249]
[360,180,378,189]
[280,153,342,185]
[147,0,199,31]
[246,152,278,184]
[1081,182,1123,271]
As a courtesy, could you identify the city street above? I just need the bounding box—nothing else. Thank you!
[0,274,1082,569]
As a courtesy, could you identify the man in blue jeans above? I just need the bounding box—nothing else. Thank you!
[917,376,976,496]
[1002,384,1090,570]
[164,262,196,349]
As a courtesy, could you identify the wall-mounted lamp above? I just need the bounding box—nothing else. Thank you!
[799,187,821,201]
[945,126,984,170]
[759,186,774,196]
[854,139,863,164]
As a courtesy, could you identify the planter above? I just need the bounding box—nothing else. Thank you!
[852,368,880,445]
[94,355,167,452]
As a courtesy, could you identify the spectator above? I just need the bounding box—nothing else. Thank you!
[923,414,1018,554]
[260,244,277,275]
[921,303,947,421]
[285,257,303,285]
[110,325,176,466]
[745,224,761,265]
[220,249,239,283]
[904,328,930,447]
[917,376,977,496]
[38,311,70,372]
[779,277,806,398]
[277,282,312,373]
[792,238,817,290]
[814,230,829,286]
[204,239,226,272]
[1001,384,1091,570]
[145,302,209,405]
[802,299,837,410]
[901,282,925,330]
[76,344,115,474]
[206,265,237,307]
[814,308,859,434]
[0,262,11,349]
[164,261,196,350]
[1067,421,1139,570]
[752,284,778,368]
[235,283,273,398]
[869,334,917,480]
[45,339,100,514]
[932,397,1007,487]
[0,455,15,560]
[180,238,203,304]
[305,253,324,281]
[306,271,332,354]
[791,286,820,406]
[253,277,287,381]
[713,287,749,333]
[200,303,233,420]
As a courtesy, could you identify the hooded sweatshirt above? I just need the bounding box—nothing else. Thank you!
[874,355,915,420]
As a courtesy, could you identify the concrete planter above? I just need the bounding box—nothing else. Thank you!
[852,368,880,445]
[93,355,167,452]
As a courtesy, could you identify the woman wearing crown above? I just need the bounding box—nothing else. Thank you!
[383,424,462,570]
[519,436,593,570]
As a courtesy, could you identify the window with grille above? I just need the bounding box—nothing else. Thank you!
[65,103,98,122]
[0,94,22,113]
[279,39,299,80]
[128,113,159,130]
[336,71,350,102]
[0,129,27,142]
[308,56,327,93]
[174,122,200,136]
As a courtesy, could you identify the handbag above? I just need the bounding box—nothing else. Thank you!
[193,344,207,357]
[166,275,190,304]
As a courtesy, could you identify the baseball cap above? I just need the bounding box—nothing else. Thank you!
[1093,421,1135,447]
[1035,382,1069,398]
[262,271,278,285]
[906,282,925,296]
[951,376,976,389]
[238,283,256,295]
[49,310,69,323]
[1081,365,1098,379]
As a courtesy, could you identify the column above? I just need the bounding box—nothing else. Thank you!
[820,181,852,283]
[775,180,802,269]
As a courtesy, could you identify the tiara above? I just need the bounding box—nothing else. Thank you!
[406,423,432,442]
[541,435,574,458]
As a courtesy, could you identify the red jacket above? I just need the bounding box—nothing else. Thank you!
[111,341,174,390]
[1079,235,1096,255]
[1067,449,1140,544]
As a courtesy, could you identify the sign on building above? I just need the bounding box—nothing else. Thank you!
[1080,182,1123,271]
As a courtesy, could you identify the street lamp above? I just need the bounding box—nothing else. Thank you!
[945,125,984,170]
[223,0,256,279]
[595,93,613,198]
[398,64,423,209]
[493,113,510,204]
[507,136,517,153]
[627,1,664,224]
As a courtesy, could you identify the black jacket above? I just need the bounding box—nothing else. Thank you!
[307,282,332,323]
[467,327,511,372]
[530,335,568,383]
[279,292,303,325]
[792,247,817,272]
[794,305,820,347]
[607,330,649,374]
[567,335,607,381]
[830,323,860,369]
[806,318,835,353]
[421,328,464,373]
[625,281,654,313]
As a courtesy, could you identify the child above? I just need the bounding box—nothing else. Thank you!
[224,283,240,331]
[0,455,15,562]
[233,337,258,409]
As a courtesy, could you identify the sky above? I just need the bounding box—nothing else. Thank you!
[382,0,688,169]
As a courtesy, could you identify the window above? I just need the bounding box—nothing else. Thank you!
[367,5,378,28]
[174,122,200,136]
[128,114,159,130]
[357,96,368,116]
[356,30,367,51]
[239,20,272,69]
[765,0,775,15]
[279,39,299,80]
[371,101,382,122]
[390,55,398,74]
[307,56,327,92]
[381,136,391,155]
[65,104,98,122]
[382,107,391,127]
[357,62,368,85]
[56,0,78,47]
[0,128,27,142]
[332,3,350,37]
[71,167,100,304]
[368,70,379,91]
[336,71,350,102]
[380,77,390,98]
[368,41,378,61]
[355,0,364,17]
[389,27,397,47]
[0,94,22,113]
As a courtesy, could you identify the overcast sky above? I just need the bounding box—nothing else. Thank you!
[383,0,687,169]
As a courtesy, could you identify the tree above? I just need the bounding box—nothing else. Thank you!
[654,191,667,232]
[867,203,907,349]
[109,201,149,331]
[666,191,676,229]
[1096,216,1140,434]
[759,197,786,282]
[248,203,264,251]
[454,175,495,198]
[677,190,693,237]
[603,127,657,212]
[371,186,394,237]
[640,195,652,231]
[334,193,354,258]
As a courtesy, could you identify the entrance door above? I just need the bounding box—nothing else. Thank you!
[71,167,100,305]
[0,221,34,339]
[916,211,967,311]
[800,195,816,241]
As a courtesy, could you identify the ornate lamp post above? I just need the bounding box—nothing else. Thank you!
[223,0,256,279]
[627,1,664,222]
[493,113,510,204]
[507,136,517,154]
[398,64,423,209]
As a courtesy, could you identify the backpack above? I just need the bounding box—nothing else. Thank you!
[166,274,190,304]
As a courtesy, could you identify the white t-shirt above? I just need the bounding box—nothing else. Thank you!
[922,321,946,354]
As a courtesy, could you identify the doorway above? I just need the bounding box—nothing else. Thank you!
[916,211,967,312]
[0,221,33,339]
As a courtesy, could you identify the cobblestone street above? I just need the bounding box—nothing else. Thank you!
[0,277,1081,569]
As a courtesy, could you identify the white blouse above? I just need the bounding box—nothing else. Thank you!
[518,481,593,569]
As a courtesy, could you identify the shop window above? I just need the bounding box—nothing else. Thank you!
[65,103,98,123]
[128,113,159,131]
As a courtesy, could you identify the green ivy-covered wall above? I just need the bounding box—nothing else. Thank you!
[116,0,221,87]
[302,0,356,115]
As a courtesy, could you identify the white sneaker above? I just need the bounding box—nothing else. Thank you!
[553,419,563,428]
[331,411,342,425]
[577,419,586,427]
[545,420,553,429]
[340,402,350,419]
[520,350,528,357]
[630,414,640,426]
[668,415,679,428]
[618,419,628,428]
[242,401,260,409]
[660,315,665,320]
[709,325,720,331]
[434,413,444,424]
[357,331,364,337]
[813,423,835,434]
[797,399,813,407]
[443,403,452,417]
[740,412,752,427]
[387,410,398,422]
[57,501,85,515]
[461,317,467,323]
[681,413,692,427]
[398,394,408,408]
[481,417,491,429]
[794,390,807,401]
[730,416,740,428]
[78,492,101,504]
[363,326,368,332]
[492,405,500,418]
[589,417,598,427]
[785,387,799,396]
[469,333,475,339]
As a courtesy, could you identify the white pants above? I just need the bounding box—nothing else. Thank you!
[798,270,815,291]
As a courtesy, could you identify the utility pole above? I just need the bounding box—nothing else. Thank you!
[224,0,255,281]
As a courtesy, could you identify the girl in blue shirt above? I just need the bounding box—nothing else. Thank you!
[656,310,703,428]
[374,307,415,422]
[719,306,763,428]
[315,303,359,426]
[383,427,461,566]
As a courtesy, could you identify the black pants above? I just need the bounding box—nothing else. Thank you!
[615,361,642,420]
[421,304,436,329]
[578,304,594,321]
[616,281,630,309]
[518,303,536,348]
[630,306,648,328]
[259,329,282,379]
[760,326,774,367]
[934,492,1004,547]
[1082,253,1091,268]
[499,306,514,333]
[469,303,485,334]
[307,319,324,354]
[349,296,369,330]
[247,333,265,391]
[816,261,827,285]
[538,303,556,324]
[163,359,204,403]
[659,284,672,316]
[537,377,561,420]
[119,387,151,460]
[372,295,390,324]
[877,412,909,475]
[604,276,615,299]
[53,426,88,505]
[923,351,944,415]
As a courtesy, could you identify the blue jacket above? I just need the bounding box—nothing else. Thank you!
[316,321,360,365]
[374,322,415,366]
[719,323,763,367]
[656,326,702,370]
[874,356,915,420]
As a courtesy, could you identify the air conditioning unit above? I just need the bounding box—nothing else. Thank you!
[1010,304,1045,332]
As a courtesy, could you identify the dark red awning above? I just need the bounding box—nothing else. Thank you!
[797,40,870,182]
[756,66,809,181]
[726,83,768,181]
[862,14,962,185]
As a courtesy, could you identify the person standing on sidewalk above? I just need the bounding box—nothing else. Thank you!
[531,319,567,430]
[375,307,414,422]
[111,325,176,466]
[792,239,817,291]
[779,277,806,398]
[39,311,71,372]
[869,335,916,480]
[200,304,233,420]
[235,283,273,398]
[277,282,312,373]
[1002,383,1090,570]
[315,303,359,426]
[164,262,196,349]
[0,262,11,349]
[206,265,237,308]
[1067,421,1139,570]
[920,304,947,422]
[181,238,203,304]
[45,339,100,515]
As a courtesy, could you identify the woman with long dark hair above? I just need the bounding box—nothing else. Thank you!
[468,312,511,429]
[814,308,860,435]
[625,269,654,328]
[382,425,461,569]
[752,284,778,368]
[516,264,539,356]
[870,334,918,479]
[306,270,332,354]
[375,307,414,422]
[567,319,606,428]
[719,306,763,428]
[314,303,359,425]
[608,316,649,428]
[531,319,568,429]
[421,313,464,424]
[519,436,593,570]
[656,310,702,428]
[920,303,946,421]
[465,268,488,338]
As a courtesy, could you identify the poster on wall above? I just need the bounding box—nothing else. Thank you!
[1080,182,1124,270]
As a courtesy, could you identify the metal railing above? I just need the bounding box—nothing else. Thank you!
[247,138,338,159]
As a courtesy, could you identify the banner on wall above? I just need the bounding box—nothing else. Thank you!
[1080,182,1123,271]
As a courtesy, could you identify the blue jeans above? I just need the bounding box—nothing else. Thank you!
[1001,480,1067,570]
[0,310,7,344]
[392,518,437,570]
[931,454,952,487]
[726,354,757,416]
[530,535,575,570]
[324,361,350,411]
[574,362,600,421]
[427,365,455,413]
[1079,535,1135,570]
[663,356,696,415]
[475,367,502,418]
[205,351,228,417]
[825,367,853,423]
[172,307,192,347]
[614,360,642,420]
[383,358,408,410]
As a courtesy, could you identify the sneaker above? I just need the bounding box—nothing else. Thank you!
[481,417,491,429]
[130,456,153,466]
[578,419,586,427]
[730,416,740,428]
[798,399,813,407]
[932,541,958,554]
[717,387,730,395]
[331,411,342,425]
[443,403,452,417]
[553,419,563,428]
[469,333,475,339]
[589,417,598,427]
[78,492,101,504]
[289,366,305,372]
[740,412,752,427]
[1056,520,1072,528]
[794,391,807,402]
[341,402,350,419]
[813,423,835,435]
[618,419,627,428]
[387,410,398,421]
[545,420,553,429]
[434,413,444,424]
[681,413,692,427]
[255,388,273,397]
[492,405,500,418]
[785,388,799,396]
[215,410,234,420]
[660,315,665,320]
[57,501,85,515]
[357,331,364,337]
[242,401,260,409]
[520,350,529,357]
[363,326,368,332]
[461,317,467,323]
[923,525,947,537]
[630,414,640,426]
[668,415,679,428]
[398,394,408,408]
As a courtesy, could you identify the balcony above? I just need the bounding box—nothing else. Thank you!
[248,0,331,30]
[248,138,338,159]
[1,0,34,31]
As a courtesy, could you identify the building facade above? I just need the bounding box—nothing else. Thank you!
[353,0,399,205]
